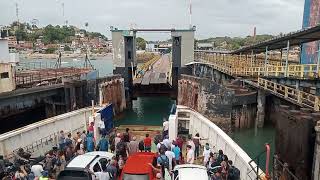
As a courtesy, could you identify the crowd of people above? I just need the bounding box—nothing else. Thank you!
[0,120,240,180]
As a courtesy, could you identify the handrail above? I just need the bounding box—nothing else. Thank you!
[257,78,320,111]
[194,52,320,79]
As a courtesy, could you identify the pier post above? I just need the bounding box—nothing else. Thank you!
[313,121,320,180]
[255,89,266,129]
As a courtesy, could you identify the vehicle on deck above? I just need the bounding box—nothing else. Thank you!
[172,164,209,180]
[57,151,114,180]
[120,152,158,180]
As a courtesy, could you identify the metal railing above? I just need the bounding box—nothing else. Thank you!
[194,52,320,79]
[257,78,320,111]
[15,67,92,87]
[272,155,299,180]
[5,125,85,161]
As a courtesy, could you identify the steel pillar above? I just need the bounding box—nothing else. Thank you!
[316,42,320,78]
[285,40,290,77]
[251,50,254,67]
[264,46,268,76]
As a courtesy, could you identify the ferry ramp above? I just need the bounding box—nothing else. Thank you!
[133,54,174,98]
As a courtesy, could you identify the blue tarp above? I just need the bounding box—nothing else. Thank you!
[98,104,113,132]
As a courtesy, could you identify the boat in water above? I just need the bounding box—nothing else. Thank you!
[0,104,267,180]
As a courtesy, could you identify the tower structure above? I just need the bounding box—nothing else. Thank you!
[301,0,320,64]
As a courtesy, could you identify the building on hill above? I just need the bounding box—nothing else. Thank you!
[196,42,213,50]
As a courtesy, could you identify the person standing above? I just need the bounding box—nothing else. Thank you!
[65,133,73,148]
[31,163,44,178]
[128,136,139,155]
[123,128,130,143]
[0,155,5,179]
[162,118,169,138]
[203,143,211,166]
[98,118,106,136]
[54,151,66,178]
[116,139,129,160]
[193,133,201,160]
[172,142,181,165]
[187,136,195,152]
[114,133,122,151]
[144,134,152,152]
[106,160,118,180]
[88,122,94,134]
[165,147,175,171]
[157,148,170,178]
[186,145,194,164]
[58,130,65,150]
[175,135,183,150]
[97,135,109,151]
[162,135,171,149]
[86,133,95,152]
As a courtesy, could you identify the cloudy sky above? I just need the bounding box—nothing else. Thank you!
[0,0,305,40]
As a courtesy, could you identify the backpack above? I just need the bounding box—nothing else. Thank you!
[159,144,167,152]
[228,166,240,180]
[159,155,169,169]
[116,142,126,155]
[138,140,144,151]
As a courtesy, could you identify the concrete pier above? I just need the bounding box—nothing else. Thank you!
[313,121,320,180]
[0,75,125,133]
[256,89,266,128]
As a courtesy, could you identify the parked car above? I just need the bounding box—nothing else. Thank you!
[57,151,114,180]
[120,152,158,180]
[172,164,209,180]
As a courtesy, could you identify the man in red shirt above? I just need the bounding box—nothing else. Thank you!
[143,134,152,152]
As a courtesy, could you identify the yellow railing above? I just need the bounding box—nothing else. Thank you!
[135,55,161,79]
[195,52,320,79]
[257,78,320,111]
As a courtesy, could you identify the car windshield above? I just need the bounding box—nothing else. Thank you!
[123,173,149,180]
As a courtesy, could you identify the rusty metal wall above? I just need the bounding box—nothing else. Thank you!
[274,104,318,179]
[178,74,257,133]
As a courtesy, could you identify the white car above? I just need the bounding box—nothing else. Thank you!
[171,164,209,180]
[57,151,114,180]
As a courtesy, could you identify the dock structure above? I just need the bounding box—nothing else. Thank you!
[189,24,320,111]
[15,67,93,88]
[180,24,320,180]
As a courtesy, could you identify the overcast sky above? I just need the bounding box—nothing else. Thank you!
[0,0,305,40]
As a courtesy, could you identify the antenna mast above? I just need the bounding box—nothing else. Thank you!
[189,0,192,29]
[15,2,19,24]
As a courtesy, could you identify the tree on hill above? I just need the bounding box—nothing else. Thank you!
[197,34,274,50]
[136,37,146,50]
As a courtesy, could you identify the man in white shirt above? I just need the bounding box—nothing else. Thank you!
[162,136,171,149]
[98,119,105,135]
[163,118,169,138]
[187,137,195,151]
[31,163,44,177]
[165,148,175,171]
[202,143,212,166]
[186,145,194,164]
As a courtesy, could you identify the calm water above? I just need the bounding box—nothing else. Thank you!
[115,97,175,127]
[232,125,275,170]
[20,55,114,77]
[22,56,275,169]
